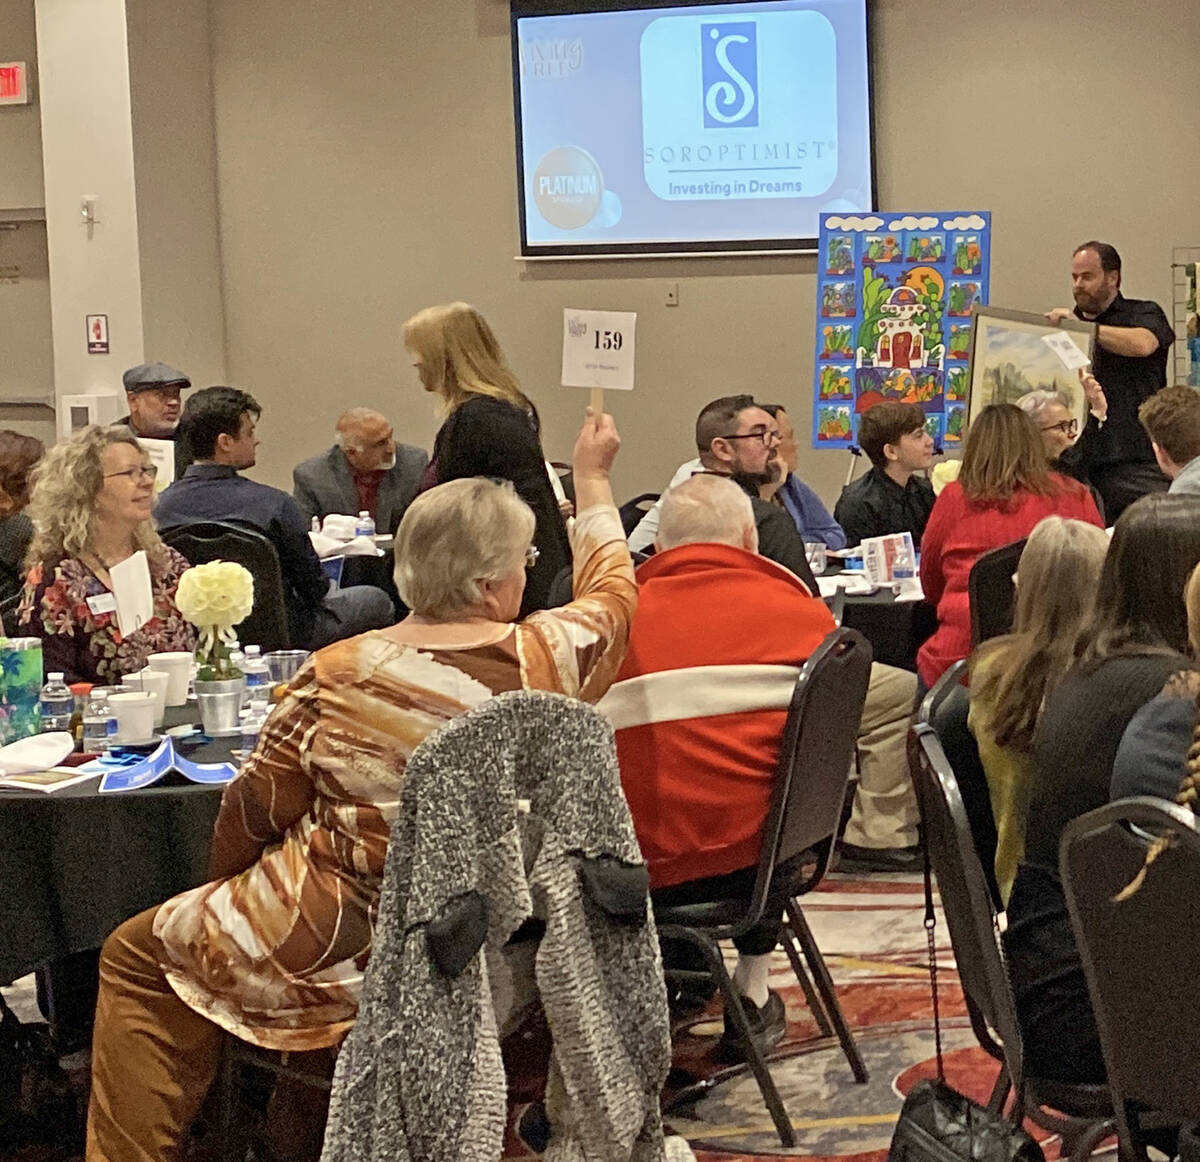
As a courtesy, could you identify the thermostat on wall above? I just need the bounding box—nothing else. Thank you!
[0,62,29,106]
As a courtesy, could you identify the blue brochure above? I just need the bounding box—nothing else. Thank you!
[96,737,237,793]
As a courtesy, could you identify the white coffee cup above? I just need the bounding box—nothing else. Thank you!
[147,651,191,707]
[109,691,157,743]
[121,669,169,728]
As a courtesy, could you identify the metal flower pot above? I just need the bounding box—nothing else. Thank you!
[195,677,246,737]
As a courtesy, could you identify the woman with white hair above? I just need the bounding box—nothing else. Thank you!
[404,301,571,616]
[84,408,634,1161]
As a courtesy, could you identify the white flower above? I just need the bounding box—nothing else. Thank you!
[176,560,255,630]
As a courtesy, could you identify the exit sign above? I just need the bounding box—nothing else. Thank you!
[0,62,29,106]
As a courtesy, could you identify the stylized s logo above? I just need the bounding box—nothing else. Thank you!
[704,31,755,124]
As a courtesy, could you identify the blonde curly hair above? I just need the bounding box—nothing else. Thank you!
[25,425,167,571]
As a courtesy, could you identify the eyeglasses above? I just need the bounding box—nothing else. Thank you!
[524,545,540,570]
[1041,419,1079,437]
[103,464,158,482]
[719,427,781,446]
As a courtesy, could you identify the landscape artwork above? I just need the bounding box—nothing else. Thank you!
[965,306,1096,429]
[811,212,992,449]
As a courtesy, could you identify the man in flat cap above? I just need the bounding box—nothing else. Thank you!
[119,361,191,441]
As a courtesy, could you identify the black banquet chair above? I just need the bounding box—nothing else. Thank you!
[967,537,1026,647]
[1061,798,1200,1160]
[656,626,873,1147]
[618,492,659,538]
[909,719,1115,1161]
[162,521,291,652]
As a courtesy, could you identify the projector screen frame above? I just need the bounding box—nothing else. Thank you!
[510,0,878,260]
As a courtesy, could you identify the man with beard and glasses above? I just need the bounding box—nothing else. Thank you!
[293,408,428,536]
[1046,241,1174,520]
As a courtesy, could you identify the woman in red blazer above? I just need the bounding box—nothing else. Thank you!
[918,404,1103,689]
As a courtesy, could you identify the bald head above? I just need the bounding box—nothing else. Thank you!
[656,473,758,554]
[336,408,396,471]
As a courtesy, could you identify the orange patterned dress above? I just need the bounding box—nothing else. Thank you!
[152,505,634,1050]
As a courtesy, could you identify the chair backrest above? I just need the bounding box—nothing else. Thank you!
[618,493,659,538]
[1060,798,1200,1130]
[162,521,291,651]
[546,551,646,609]
[910,719,1025,1085]
[968,537,1026,647]
[753,627,873,901]
[918,660,1001,906]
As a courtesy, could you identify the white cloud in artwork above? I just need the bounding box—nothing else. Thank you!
[942,214,987,230]
[887,215,939,231]
[826,215,884,231]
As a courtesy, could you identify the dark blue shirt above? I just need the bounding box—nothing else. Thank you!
[154,463,327,645]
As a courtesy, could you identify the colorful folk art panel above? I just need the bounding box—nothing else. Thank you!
[812,212,991,449]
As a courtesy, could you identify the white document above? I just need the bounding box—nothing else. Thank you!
[1041,331,1090,371]
[561,308,637,390]
[138,437,175,492]
[109,550,155,635]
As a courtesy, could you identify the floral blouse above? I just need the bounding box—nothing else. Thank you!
[17,550,196,685]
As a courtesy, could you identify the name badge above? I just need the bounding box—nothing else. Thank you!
[86,592,117,615]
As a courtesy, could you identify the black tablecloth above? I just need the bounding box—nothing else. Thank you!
[0,707,232,984]
[821,563,937,672]
[339,538,404,616]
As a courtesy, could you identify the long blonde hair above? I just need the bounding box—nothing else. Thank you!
[25,425,167,571]
[402,302,531,415]
[970,516,1110,751]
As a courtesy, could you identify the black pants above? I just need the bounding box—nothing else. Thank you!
[1089,461,1169,523]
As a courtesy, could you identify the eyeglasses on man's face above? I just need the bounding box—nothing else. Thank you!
[104,464,159,482]
[719,426,781,447]
[1041,419,1079,437]
[524,545,540,570]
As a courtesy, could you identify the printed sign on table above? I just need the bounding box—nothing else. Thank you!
[811,212,992,450]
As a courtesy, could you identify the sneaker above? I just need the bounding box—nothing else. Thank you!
[837,842,922,874]
[715,989,787,1062]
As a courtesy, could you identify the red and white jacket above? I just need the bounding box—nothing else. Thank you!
[598,543,836,889]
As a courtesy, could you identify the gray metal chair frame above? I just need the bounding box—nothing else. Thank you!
[1060,797,1200,1161]
[911,715,1116,1162]
[655,626,873,1147]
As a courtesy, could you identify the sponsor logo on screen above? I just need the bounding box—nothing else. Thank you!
[701,23,758,129]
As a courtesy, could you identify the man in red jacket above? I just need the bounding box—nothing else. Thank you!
[599,473,838,1056]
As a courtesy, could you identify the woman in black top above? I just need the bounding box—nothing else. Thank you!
[403,302,570,616]
[0,430,43,614]
[1004,493,1200,1083]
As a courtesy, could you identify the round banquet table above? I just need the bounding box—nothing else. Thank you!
[821,563,937,673]
[0,707,234,986]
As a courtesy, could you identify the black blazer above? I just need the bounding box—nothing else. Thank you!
[292,443,428,536]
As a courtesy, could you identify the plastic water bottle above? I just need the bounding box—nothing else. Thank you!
[39,673,75,733]
[83,689,117,753]
[354,510,376,539]
[892,541,915,589]
[311,516,321,534]
[242,645,271,712]
[240,710,266,758]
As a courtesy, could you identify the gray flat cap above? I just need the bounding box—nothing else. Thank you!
[122,362,191,393]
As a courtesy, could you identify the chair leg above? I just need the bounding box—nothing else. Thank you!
[785,898,869,1084]
[986,1065,1010,1117]
[666,928,796,1149]
[1066,1116,1118,1162]
[216,1039,239,1162]
[780,917,834,1036]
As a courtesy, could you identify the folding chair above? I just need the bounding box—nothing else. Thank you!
[655,626,873,1146]
[1061,798,1200,1160]
[911,721,1115,1161]
[968,538,1026,647]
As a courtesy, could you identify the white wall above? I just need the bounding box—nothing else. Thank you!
[0,0,44,211]
[35,0,144,402]
[207,0,1200,500]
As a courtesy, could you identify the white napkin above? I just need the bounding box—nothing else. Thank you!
[816,573,876,598]
[0,731,75,775]
[308,530,382,559]
[320,514,359,541]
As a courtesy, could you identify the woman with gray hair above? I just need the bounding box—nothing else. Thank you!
[17,424,194,683]
[1016,389,1080,466]
[85,408,636,1162]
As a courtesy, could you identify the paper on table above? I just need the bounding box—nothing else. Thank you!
[308,530,382,559]
[1041,331,1091,372]
[109,550,155,635]
[138,437,176,492]
[0,731,74,775]
[816,573,876,598]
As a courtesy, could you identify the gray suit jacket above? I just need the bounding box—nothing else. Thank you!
[292,444,428,536]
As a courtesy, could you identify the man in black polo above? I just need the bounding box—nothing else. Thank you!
[1046,241,1173,519]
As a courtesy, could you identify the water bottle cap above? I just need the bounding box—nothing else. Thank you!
[245,645,260,656]
[48,672,64,682]
[359,511,369,518]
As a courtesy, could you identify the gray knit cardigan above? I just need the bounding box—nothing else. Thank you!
[320,689,673,1162]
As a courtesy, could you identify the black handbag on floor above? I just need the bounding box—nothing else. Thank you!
[887,852,1043,1162]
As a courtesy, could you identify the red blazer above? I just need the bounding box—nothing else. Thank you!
[599,543,835,889]
[917,477,1103,689]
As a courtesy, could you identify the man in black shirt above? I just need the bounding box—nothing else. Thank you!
[155,387,393,650]
[834,402,936,549]
[1046,241,1173,520]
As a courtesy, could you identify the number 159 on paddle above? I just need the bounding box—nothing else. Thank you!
[561,308,637,393]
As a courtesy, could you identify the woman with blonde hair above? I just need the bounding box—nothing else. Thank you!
[917,403,1103,689]
[969,516,1110,900]
[18,424,193,683]
[404,301,570,615]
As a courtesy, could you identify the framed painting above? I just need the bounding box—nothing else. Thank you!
[966,305,1096,429]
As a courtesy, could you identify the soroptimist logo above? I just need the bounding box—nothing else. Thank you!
[532,147,604,230]
[701,22,758,128]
